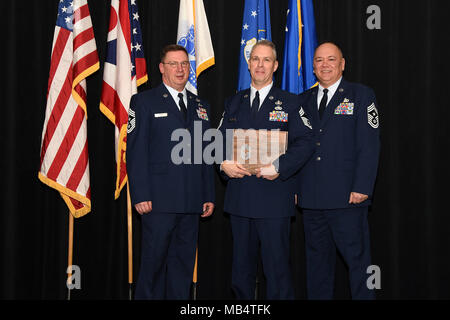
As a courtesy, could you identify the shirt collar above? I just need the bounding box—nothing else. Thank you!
[164,83,187,110]
[318,77,342,98]
[250,82,273,109]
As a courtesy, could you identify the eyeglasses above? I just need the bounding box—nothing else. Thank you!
[162,61,190,68]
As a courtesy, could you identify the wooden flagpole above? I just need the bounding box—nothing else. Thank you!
[67,211,74,300]
[127,183,133,300]
[192,247,198,300]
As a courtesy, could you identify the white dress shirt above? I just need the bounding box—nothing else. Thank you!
[316,77,342,110]
[164,83,187,111]
[250,82,273,110]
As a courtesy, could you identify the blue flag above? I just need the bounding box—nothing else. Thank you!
[281,0,318,94]
[237,0,272,91]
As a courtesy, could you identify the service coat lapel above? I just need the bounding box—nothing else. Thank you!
[309,86,321,126]
[239,89,252,124]
[320,80,347,127]
[186,90,198,124]
[256,86,277,124]
[158,84,186,124]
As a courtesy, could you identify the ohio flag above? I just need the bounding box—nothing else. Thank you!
[177,0,215,94]
[100,0,148,199]
[237,0,272,91]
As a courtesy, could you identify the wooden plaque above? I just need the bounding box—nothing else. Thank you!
[232,129,288,175]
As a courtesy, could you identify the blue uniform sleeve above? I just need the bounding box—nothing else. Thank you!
[216,97,232,181]
[126,94,152,205]
[202,102,216,203]
[277,95,315,180]
[352,88,381,196]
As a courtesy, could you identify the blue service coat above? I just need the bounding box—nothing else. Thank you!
[219,86,315,218]
[126,84,215,214]
[297,79,381,209]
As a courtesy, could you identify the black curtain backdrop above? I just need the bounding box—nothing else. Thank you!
[2,0,450,300]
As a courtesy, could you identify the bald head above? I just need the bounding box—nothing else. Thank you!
[313,42,345,88]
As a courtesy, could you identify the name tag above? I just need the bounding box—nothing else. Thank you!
[154,113,168,118]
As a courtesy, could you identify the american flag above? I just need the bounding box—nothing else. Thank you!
[38,0,99,218]
[100,0,148,199]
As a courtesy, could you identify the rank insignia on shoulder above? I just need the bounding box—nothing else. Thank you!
[299,107,312,129]
[269,110,288,122]
[127,109,136,133]
[196,107,209,121]
[367,103,379,128]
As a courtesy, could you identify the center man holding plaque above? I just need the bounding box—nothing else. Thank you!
[219,40,315,299]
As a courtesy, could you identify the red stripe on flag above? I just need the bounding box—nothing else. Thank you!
[135,57,147,82]
[40,72,73,167]
[74,4,91,23]
[47,28,70,97]
[100,81,128,128]
[66,139,89,191]
[119,0,132,55]
[46,106,85,180]
[73,28,95,52]
[73,51,99,81]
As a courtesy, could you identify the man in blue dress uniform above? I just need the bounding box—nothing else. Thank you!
[219,40,315,299]
[126,45,215,299]
[297,42,380,299]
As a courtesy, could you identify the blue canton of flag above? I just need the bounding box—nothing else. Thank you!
[281,0,318,94]
[237,0,272,91]
[129,0,146,80]
[56,0,74,31]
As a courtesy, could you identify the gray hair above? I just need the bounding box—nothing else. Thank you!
[250,39,277,61]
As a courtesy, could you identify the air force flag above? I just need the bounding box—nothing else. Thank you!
[177,0,215,94]
[237,0,272,91]
[281,0,317,94]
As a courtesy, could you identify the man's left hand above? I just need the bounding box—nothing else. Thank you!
[349,192,368,204]
[202,202,215,217]
[256,164,279,180]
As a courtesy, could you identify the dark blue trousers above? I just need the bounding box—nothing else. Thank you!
[302,207,375,300]
[135,212,199,300]
[230,215,294,300]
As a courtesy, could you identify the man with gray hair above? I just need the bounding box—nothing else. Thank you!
[219,40,314,299]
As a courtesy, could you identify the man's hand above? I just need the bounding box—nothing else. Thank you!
[202,202,215,217]
[256,164,279,181]
[221,160,252,178]
[349,192,368,204]
[134,201,152,215]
